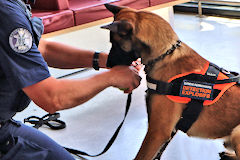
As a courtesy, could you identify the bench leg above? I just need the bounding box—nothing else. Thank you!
[198,0,203,17]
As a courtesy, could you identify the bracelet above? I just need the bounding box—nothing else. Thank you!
[93,52,100,70]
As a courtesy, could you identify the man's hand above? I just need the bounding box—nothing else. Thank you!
[108,65,142,93]
[132,58,143,71]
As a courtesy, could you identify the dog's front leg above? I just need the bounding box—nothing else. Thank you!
[227,124,240,160]
[135,95,184,160]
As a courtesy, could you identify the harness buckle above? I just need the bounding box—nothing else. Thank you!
[221,68,231,75]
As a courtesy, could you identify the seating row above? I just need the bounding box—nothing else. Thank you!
[29,0,175,34]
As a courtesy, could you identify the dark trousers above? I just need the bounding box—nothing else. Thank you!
[0,119,75,160]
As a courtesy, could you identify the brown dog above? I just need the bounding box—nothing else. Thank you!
[102,4,240,160]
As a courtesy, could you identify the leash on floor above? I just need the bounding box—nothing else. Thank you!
[64,93,132,158]
[24,93,133,158]
[24,112,66,130]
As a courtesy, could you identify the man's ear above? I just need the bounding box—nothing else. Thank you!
[104,3,126,15]
[101,20,133,35]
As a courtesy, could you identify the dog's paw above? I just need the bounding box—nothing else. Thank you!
[219,151,237,160]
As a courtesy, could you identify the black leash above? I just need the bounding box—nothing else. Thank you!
[24,93,133,158]
[24,112,66,130]
[64,93,132,158]
[23,92,132,158]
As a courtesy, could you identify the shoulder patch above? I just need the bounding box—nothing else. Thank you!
[9,28,33,53]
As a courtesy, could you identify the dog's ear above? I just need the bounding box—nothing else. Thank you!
[104,3,125,15]
[101,20,133,36]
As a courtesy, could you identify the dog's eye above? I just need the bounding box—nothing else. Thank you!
[119,33,129,40]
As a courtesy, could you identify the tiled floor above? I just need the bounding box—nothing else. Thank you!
[14,12,240,160]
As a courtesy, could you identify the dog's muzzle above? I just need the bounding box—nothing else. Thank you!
[107,42,138,68]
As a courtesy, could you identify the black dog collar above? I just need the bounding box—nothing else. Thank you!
[145,40,182,74]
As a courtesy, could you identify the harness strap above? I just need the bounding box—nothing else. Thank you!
[146,77,172,95]
[175,100,204,133]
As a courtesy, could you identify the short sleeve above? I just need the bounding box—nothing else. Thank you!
[0,1,50,90]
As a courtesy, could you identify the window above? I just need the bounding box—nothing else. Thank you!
[174,0,240,17]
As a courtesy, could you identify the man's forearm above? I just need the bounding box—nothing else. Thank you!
[23,71,113,113]
[39,39,108,69]
[54,72,112,110]
[23,66,140,113]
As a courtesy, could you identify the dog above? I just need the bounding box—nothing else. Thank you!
[102,4,240,160]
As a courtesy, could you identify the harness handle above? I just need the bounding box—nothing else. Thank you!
[215,72,240,84]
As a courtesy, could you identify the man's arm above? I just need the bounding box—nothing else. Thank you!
[39,39,108,69]
[23,66,141,113]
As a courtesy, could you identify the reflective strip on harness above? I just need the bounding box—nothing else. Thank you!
[147,82,157,90]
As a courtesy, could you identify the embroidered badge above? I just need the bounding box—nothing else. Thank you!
[180,80,214,101]
[9,28,33,53]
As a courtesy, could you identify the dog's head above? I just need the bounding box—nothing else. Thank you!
[102,4,179,67]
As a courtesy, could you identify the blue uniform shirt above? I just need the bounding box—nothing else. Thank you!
[0,0,50,120]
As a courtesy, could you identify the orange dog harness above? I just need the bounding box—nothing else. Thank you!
[147,62,239,105]
[146,62,240,132]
